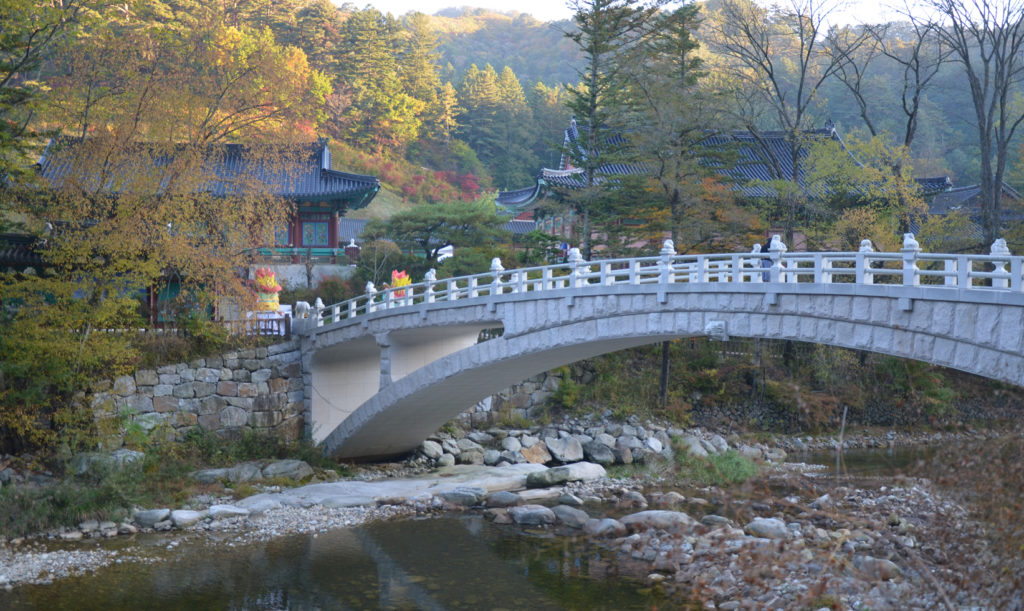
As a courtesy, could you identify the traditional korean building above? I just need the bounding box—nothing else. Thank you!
[498,118,953,246]
[36,137,380,255]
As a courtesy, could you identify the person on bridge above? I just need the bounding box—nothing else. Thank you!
[760,242,771,282]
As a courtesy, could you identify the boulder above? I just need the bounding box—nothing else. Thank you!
[620,510,696,532]
[234,496,280,515]
[421,440,443,460]
[644,437,663,453]
[551,505,590,529]
[208,504,251,519]
[261,460,313,481]
[678,435,708,458]
[227,462,263,483]
[483,449,502,466]
[582,441,615,465]
[70,449,145,477]
[544,436,584,463]
[584,518,627,538]
[500,437,522,453]
[520,443,552,464]
[744,517,790,540]
[508,504,557,526]
[437,487,486,507]
[457,449,484,465]
[485,491,522,508]
[526,462,606,488]
[594,433,616,448]
[134,508,171,528]
[651,491,687,508]
[170,510,204,528]
[437,453,456,467]
[191,467,229,484]
[852,555,902,581]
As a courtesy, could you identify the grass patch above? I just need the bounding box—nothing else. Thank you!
[673,449,760,486]
[0,428,346,539]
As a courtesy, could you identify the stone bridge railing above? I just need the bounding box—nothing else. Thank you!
[296,234,1024,330]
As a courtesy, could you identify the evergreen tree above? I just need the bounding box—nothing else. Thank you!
[334,8,423,155]
[563,0,661,257]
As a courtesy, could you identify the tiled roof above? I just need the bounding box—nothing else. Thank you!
[929,182,1024,219]
[37,138,380,208]
[697,128,846,197]
[915,176,953,196]
[338,218,370,243]
[496,183,543,212]
[0,233,45,270]
[501,219,536,235]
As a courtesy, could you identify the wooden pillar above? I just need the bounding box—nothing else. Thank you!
[329,209,339,262]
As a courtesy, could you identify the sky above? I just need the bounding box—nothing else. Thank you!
[349,1,904,26]
[356,1,575,22]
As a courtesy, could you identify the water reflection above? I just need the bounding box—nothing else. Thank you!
[0,517,663,610]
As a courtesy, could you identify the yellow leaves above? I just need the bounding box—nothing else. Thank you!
[211,25,244,66]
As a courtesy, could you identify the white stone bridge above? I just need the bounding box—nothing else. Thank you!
[295,235,1024,460]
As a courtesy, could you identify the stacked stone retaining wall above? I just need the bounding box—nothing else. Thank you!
[90,340,304,444]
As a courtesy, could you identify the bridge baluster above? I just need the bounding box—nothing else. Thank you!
[943,259,956,287]
[768,235,787,283]
[446,278,458,301]
[816,255,831,284]
[731,254,744,283]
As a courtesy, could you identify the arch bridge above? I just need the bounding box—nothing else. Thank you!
[294,236,1024,460]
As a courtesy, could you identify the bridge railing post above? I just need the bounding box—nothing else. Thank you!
[490,258,505,295]
[901,233,921,287]
[446,277,458,301]
[856,239,874,285]
[768,235,786,283]
[990,239,1011,289]
[424,269,436,303]
[659,240,676,285]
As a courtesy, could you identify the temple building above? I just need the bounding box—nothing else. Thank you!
[36,137,380,255]
[497,118,953,246]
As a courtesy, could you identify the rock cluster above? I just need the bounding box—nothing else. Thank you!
[416,416,787,469]
[88,341,304,443]
[469,480,954,610]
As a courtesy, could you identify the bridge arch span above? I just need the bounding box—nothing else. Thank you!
[315,286,1024,460]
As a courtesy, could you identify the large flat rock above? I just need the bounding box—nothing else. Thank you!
[266,463,547,508]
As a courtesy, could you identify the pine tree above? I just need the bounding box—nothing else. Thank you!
[563,0,660,257]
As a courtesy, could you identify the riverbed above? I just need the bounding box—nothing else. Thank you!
[0,440,1018,609]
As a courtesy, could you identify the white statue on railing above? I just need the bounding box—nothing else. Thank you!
[859,239,875,253]
[660,239,676,257]
[567,247,583,264]
[490,257,504,273]
[424,268,437,283]
[902,233,920,252]
[991,238,1011,257]
[768,234,787,253]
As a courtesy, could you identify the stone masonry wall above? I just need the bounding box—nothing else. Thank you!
[90,340,304,444]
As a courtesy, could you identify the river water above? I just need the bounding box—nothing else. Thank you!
[0,446,943,610]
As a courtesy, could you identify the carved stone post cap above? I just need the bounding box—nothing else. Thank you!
[660,239,677,257]
[490,257,504,273]
[365,281,376,294]
[567,247,584,263]
[901,233,921,252]
[751,243,762,253]
[314,297,325,309]
[859,239,875,253]
[424,268,437,282]
[768,235,787,253]
[991,238,1011,257]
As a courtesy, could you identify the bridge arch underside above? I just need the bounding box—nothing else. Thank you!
[320,290,1024,460]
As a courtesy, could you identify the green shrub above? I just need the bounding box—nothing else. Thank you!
[672,447,760,486]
